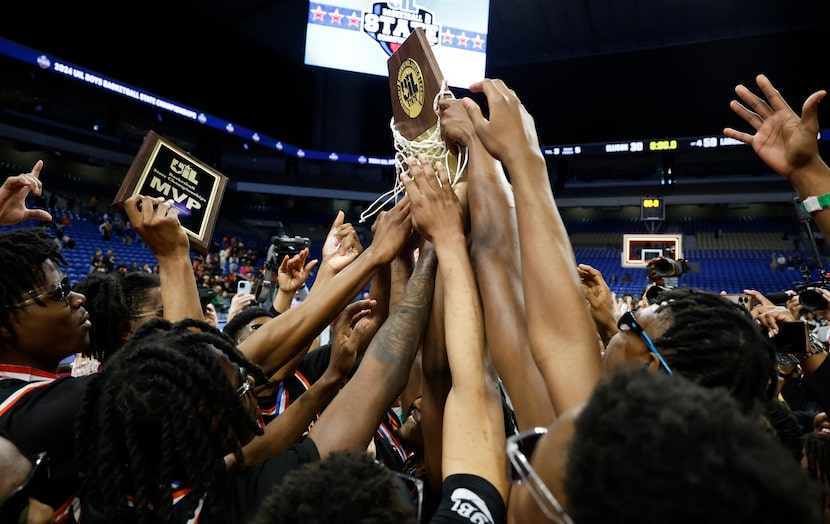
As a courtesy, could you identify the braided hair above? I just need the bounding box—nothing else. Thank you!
[75,317,268,524]
[0,228,66,348]
[650,288,778,413]
[72,272,161,362]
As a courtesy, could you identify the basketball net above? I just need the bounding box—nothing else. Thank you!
[359,79,468,224]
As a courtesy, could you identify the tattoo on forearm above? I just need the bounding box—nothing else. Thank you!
[371,249,437,367]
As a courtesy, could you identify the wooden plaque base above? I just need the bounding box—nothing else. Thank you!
[112,130,227,255]
[387,27,446,141]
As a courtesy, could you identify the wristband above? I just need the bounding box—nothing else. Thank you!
[801,193,830,214]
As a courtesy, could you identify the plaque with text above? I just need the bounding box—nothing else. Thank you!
[387,27,446,141]
[112,130,227,255]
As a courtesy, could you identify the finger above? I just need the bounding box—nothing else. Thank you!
[26,209,53,222]
[722,127,753,145]
[734,83,774,120]
[728,99,764,130]
[801,89,827,130]
[755,74,796,115]
[434,159,452,190]
[29,160,43,180]
[329,210,345,234]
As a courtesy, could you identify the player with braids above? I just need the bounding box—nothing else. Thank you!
[70,271,162,371]
[613,287,779,413]
[76,316,269,524]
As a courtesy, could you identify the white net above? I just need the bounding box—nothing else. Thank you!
[360,80,468,223]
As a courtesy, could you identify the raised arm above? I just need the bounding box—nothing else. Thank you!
[237,201,408,375]
[123,194,203,322]
[439,96,555,430]
[238,298,373,466]
[465,79,603,414]
[724,74,830,237]
[307,209,442,459]
[0,160,53,225]
[402,154,509,498]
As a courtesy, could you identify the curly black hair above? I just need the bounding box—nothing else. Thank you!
[565,367,823,523]
[0,228,66,348]
[75,317,269,524]
[252,448,419,524]
[649,288,778,413]
[222,305,272,345]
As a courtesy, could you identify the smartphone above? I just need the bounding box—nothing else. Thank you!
[723,293,753,311]
[237,280,252,295]
[772,321,809,355]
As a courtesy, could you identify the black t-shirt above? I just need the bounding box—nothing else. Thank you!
[429,474,506,524]
[257,344,331,424]
[0,365,92,521]
[81,436,322,524]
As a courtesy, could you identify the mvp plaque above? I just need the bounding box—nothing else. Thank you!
[113,130,227,255]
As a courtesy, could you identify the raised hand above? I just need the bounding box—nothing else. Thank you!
[123,194,190,261]
[399,154,463,243]
[277,247,317,294]
[464,78,544,166]
[321,211,363,276]
[724,74,827,181]
[0,160,53,225]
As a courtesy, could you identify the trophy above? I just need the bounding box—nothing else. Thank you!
[361,27,460,223]
[387,27,446,141]
[112,130,227,255]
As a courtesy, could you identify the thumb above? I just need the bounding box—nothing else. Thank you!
[329,210,345,233]
[461,97,487,130]
[802,89,827,128]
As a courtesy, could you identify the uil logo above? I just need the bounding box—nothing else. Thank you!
[170,159,199,185]
[363,1,439,56]
[396,58,425,118]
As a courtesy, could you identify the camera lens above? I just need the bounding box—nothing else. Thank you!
[651,259,683,278]
[799,289,829,311]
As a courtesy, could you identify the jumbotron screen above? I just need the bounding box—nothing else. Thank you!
[304,0,490,88]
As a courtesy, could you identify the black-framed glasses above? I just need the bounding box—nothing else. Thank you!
[0,451,49,523]
[506,428,573,524]
[129,305,164,319]
[14,276,71,308]
[379,461,424,521]
[617,310,673,374]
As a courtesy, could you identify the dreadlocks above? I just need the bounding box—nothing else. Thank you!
[0,228,65,348]
[76,317,269,524]
[72,272,161,362]
[651,288,778,413]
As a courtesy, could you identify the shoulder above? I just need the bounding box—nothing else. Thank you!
[429,474,506,524]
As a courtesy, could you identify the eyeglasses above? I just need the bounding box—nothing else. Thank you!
[14,276,71,308]
[129,305,164,319]
[235,366,254,398]
[617,310,673,374]
[379,461,424,521]
[0,451,49,522]
[506,428,573,524]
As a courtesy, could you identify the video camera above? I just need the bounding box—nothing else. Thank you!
[766,266,830,311]
[264,235,311,270]
[254,235,311,305]
[644,255,700,304]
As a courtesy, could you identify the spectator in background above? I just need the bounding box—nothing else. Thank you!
[98,218,112,241]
